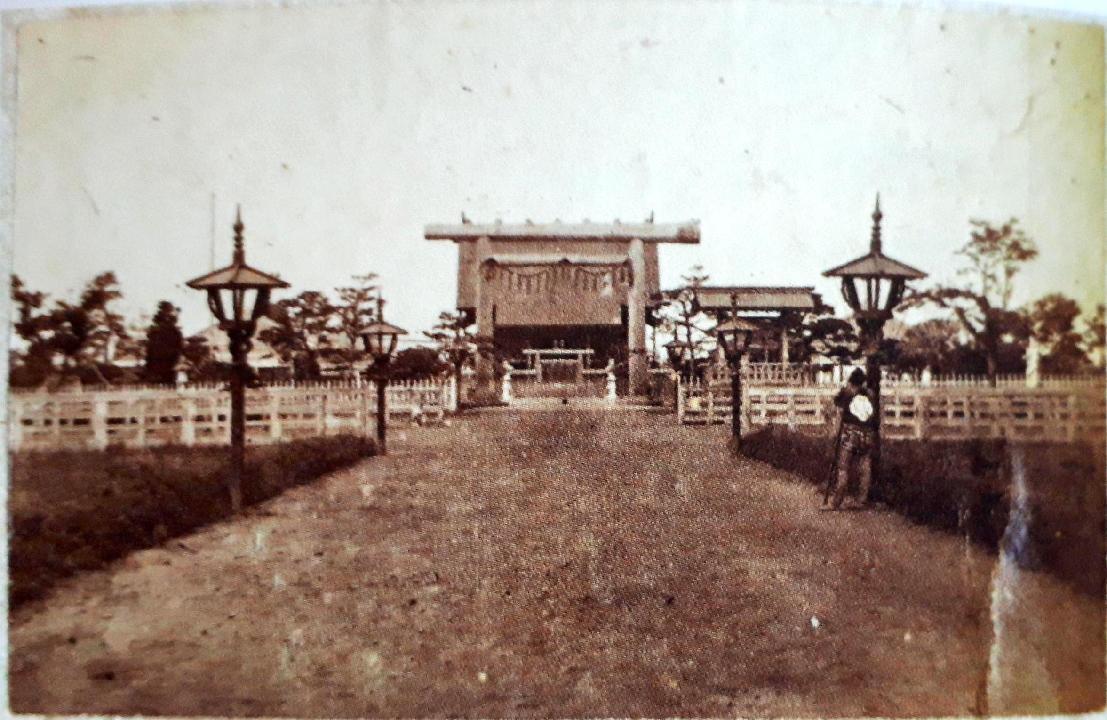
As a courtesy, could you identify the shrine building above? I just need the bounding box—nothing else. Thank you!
[425,218,700,394]
[653,286,827,363]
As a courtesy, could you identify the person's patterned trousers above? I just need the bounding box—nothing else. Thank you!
[831,424,873,509]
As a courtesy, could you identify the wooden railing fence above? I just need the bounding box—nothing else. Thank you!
[677,375,1105,443]
[8,378,456,452]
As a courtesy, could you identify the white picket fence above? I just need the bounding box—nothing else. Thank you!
[8,378,457,452]
[677,375,1106,443]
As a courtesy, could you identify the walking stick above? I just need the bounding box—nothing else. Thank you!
[822,415,846,505]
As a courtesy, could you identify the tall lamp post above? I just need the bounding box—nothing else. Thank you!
[822,195,927,483]
[360,295,406,455]
[714,308,757,450]
[186,207,289,513]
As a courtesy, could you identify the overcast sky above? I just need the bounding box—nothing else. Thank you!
[7,0,1105,338]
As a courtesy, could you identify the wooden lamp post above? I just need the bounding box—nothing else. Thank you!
[714,303,757,450]
[360,295,406,455]
[664,340,694,381]
[822,195,926,480]
[186,207,289,513]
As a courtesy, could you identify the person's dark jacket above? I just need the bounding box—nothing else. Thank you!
[834,385,877,430]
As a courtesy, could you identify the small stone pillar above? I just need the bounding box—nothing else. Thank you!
[501,362,513,404]
[605,359,617,404]
[921,365,933,387]
[445,374,458,412]
[1026,338,1040,388]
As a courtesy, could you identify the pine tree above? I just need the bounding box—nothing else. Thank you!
[143,301,184,384]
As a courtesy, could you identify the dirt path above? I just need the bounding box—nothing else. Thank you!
[10,408,1103,716]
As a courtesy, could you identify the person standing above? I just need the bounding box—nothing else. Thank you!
[827,367,877,510]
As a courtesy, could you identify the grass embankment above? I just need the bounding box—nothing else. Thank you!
[9,436,376,606]
[743,426,1106,598]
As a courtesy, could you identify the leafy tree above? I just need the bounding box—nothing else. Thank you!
[798,313,860,364]
[143,301,184,383]
[390,347,449,381]
[261,290,334,380]
[907,219,1037,384]
[655,265,713,371]
[1027,293,1088,373]
[893,318,961,372]
[9,274,53,386]
[9,271,127,386]
[11,274,46,345]
[331,273,379,371]
[181,334,213,369]
[425,310,480,385]
[79,272,126,365]
[1083,304,1105,369]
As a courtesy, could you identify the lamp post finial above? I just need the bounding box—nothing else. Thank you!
[870,193,883,255]
[233,205,245,265]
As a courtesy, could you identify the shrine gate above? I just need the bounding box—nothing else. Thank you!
[426,218,700,395]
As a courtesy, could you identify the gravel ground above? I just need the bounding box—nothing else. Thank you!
[9,407,1103,716]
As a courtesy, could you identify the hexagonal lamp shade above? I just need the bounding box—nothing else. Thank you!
[713,316,758,362]
[186,208,289,330]
[361,319,408,362]
[822,195,926,323]
[663,340,693,368]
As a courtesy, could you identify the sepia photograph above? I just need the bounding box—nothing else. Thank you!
[2,0,1106,716]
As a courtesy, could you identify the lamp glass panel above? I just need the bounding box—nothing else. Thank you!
[251,289,271,322]
[841,278,862,312]
[364,332,381,358]
[733,329,753,353]
[872,277,892,313]
[883,279,906,312]
[206,290,227,323]
[717,330,734,357]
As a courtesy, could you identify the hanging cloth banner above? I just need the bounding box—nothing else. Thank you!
[482,260,634,295]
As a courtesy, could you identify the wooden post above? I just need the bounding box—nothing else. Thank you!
[1067,393,1076,443]
[915,391,926,440]
[228,331,249,513]
[136,398,148,449]
[676,373,685,424]
[8,397,22,451]
[627,237,648,395]
[730,358,743,447]
[363,384,374,438]
[317,392,327,437]
[269,392,282,442]
[181,397,196,446]
[92,398,108,450]
[376,375,388,454]
[51,400,62,446]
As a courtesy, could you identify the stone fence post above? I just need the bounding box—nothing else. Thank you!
[8,398,23,451]
[92,398,108,450]
[181,397,196,446]
[1026,339,1041,388]
[501,363,513,404]
[445,375,458,412]
[269,392,282,442]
